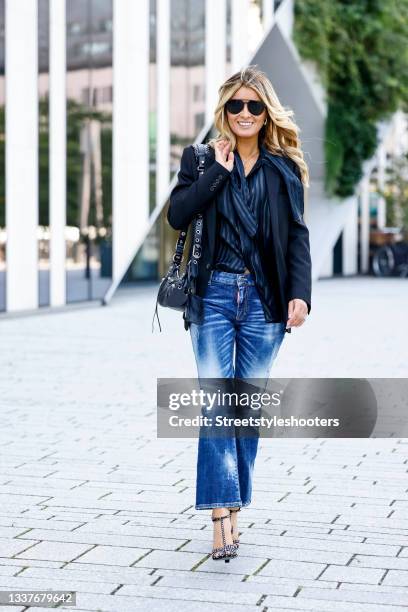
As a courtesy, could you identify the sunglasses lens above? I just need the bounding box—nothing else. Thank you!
[226,99,244,114]
[248,101,265,115]
[225,99,266,116]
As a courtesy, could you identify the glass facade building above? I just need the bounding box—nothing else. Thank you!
[1,0,393,314]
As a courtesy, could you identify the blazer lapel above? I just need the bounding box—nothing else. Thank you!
[263,162,281,251]
[262,161,288,316]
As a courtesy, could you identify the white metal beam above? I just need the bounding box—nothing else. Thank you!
[112,0,150,282]
[376,147,386,230]
[231,0,249,72]
[359,176,371,274]
[49,0,66,306]
[205,0,226,124]
[156,0,170,206]
[343,196,358,275]
[5,0,39,311]
[262,0,274,30]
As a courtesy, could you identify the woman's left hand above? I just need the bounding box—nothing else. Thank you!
[287,299,308,328]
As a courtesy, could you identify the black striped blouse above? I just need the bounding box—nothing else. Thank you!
[213,147,281,322]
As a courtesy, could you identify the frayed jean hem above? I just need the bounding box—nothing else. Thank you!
[195,499,252,510]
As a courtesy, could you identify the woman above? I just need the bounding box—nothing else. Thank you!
[167,66,312,561]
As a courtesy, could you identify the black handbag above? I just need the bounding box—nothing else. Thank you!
[152,143,209,332]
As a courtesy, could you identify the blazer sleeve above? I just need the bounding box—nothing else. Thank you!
[167,145,231,230]
[286,162,312,314]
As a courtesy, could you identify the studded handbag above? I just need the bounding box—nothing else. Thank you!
[152,143,209,332]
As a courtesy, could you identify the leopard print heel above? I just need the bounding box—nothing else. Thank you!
[211,513,238,562]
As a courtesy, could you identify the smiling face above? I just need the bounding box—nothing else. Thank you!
[226,85,267,140]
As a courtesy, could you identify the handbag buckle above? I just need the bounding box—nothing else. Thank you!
[192,244,202,259]
[172,252,184,264]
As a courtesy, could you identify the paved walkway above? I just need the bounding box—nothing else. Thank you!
[0,277,407,611]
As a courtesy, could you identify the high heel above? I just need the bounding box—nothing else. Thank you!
[211,513,237,562]
[229,507,241,548]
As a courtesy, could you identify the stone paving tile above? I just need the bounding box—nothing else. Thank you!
[75,544,149,566]
[0,538,40,558]
[1,518,85,533]
[0,558,64,569]
[46,510,114,520]
[119,583,261,605]
[339,582,408,595]
[196,554,269,575]
[0,527,30,538]
[364,535,408,546]
[15,541,94,562]
[133,550,205,571]
[299,585,408,607]
[381,570,408,586]
[247,574,337,589]
[155,567,247,582]
[76,522,212,542]
[335,514,408,528]
[238,532,400,557]
[45,498,192,514]
[255,559,326,580]
[16,527,186,551]
[20,565,155,586]
[319,564,385,584]
[347,524,408,537]
[156,573,296,596]
[268,502,392,518]
[5,475,87,488]
[263,594,403,611]
[350,554,408,571]
[0,565,21,576]
[284,530,364,542]
[0,574,118,594]
[0,511,56,521]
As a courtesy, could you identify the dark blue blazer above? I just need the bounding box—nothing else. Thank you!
[167,144,312,332]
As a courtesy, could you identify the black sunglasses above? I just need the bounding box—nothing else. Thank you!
[225,98,266,116]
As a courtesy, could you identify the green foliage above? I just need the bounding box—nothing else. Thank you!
[294,0,408,197]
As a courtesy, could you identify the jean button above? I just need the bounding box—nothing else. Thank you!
[206,263,211,270]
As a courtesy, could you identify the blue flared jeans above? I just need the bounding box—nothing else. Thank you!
[189,269,286,510]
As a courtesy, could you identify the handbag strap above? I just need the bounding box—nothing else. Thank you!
[152,143,209,333]
[172,143,208,268]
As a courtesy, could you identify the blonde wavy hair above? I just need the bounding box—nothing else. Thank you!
[207,65,309,187]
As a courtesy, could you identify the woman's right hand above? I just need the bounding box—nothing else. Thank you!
[214,139,234,172]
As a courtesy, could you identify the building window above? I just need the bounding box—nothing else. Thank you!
[193,84,203,102]
[194,112,205,131]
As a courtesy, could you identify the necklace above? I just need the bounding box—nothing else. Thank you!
[240,149,259,166]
